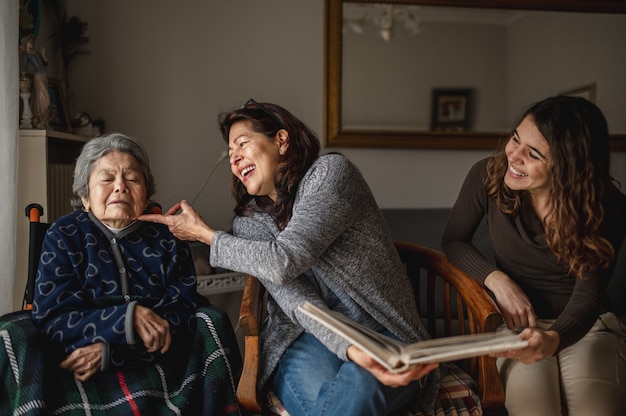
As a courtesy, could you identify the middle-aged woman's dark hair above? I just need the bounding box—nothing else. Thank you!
[71,133,156,209]
[485,95,615,277]
[218,100,321,229]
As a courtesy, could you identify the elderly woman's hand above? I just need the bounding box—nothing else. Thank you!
[60,343,104,382]
[347,345,439,387]
[138,200,216,245]
[133,305,172,354]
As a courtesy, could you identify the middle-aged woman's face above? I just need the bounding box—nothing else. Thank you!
[504,115,552,199]
[228,120,287,201]
[81,151,148,229]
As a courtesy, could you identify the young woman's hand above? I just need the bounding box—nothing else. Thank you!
[347,345,439,387]
[491,327,560,363]
[485,270,536,329]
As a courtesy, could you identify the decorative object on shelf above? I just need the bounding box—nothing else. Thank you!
[47,0,90,103]
[69,113,106,137]
[47,78,72,133]
[19,34,50,129]
[430,88,473,132]
[19,0,41,41]
[70,112,93,137]
[19,75,33,129]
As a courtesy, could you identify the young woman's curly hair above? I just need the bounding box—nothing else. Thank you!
[218,101,320,230]
[485,96,615,277]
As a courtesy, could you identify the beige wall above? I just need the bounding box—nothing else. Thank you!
[63,0,625,226]
[62,1,490,223]
[507,11,626,131]
[3,1,625,312]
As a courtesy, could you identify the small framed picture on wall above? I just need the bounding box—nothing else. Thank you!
[48,78,72,133]
[430,88,473,132]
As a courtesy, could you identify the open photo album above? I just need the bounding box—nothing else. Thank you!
[298,302,529,373]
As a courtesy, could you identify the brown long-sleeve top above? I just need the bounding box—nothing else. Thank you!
[442,158,626,351]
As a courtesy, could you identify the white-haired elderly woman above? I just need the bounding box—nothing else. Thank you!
[32,133,198,381]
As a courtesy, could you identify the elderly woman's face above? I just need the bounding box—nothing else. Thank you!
[81,151,148,229]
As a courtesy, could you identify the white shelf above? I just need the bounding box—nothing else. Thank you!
[18,129,88,143]
[14,130,87,310]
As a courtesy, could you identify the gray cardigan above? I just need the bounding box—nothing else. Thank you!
[211,153,440,412]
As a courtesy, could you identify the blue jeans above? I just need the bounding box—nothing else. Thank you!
[272,331,423,416]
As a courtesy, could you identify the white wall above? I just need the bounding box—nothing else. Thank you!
[0,2,19,314]
[64,1,624,223]
[60,1,489,222]
[3,1,624,312]
[507,11,626,133]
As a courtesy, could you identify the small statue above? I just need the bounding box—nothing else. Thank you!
[19,74,33,128]
[19,34,50,129]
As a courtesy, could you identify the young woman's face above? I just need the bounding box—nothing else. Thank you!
[504,115,552,198]
[228,121,288,201]
[81,151,148,229]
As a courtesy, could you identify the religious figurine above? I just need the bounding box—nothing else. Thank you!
[19,74,33,128]
[19,34,50,129]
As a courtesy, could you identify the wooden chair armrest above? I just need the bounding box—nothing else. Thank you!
[432,251,505,411]
[239,275,264,336]
[393,241,506,414]
[237,275,265,414]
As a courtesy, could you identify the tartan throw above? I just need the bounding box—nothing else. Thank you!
[265,364,482,416]
[1,306,242,416]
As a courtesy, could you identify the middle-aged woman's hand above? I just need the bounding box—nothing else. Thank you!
[484,270,536,330]
[491,327,560,364]
[133,304,172,354]
[347,345,439,388]
[138,200,215,245]
[60,342,103,382]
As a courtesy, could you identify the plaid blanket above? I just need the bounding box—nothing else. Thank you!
[1,306,242,416]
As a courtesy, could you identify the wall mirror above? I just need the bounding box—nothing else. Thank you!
[325,0,626,150]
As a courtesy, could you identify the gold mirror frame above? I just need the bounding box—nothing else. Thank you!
[324,0,626,150]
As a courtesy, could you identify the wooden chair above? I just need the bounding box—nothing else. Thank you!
[237,240,507,415]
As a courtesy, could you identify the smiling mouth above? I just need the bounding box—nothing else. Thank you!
[241,165,256,178]
[509,165,528,177]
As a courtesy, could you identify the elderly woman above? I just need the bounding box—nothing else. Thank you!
[0,134,241,416]
[28,133,240,415]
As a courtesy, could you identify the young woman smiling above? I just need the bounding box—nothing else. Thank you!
[442,96,626,416]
